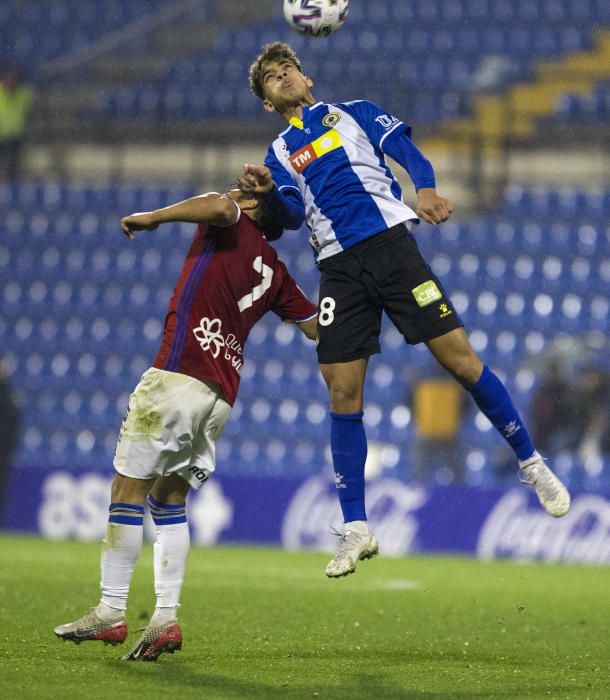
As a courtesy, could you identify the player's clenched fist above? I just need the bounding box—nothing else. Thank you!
[240,164,275,194]
[416,188,453,225]
[120,212,159,240]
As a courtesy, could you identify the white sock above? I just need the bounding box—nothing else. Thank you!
[345,519,369,535]
[152,522,190,623]
[99,517,143,612]
[96,600,124,623]
[150,606,179,626]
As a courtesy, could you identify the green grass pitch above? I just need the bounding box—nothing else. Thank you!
[1,534,608,699]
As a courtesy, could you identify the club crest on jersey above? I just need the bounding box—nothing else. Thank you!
[322,112,341,127]
[289,129,343,174]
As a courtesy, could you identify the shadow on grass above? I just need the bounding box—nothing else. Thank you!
[110,659,581,699]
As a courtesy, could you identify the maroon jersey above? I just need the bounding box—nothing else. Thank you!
[153,210,317,405]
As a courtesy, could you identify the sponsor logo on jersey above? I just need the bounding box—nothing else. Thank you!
[322,112,341,127]
[412,280,443,307]
[193,317,244,372]
[289,128,343,173]
[375,114,400,131]
[193,317,225,358]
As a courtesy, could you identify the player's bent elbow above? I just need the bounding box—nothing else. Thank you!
[284,211,305,230]
[205,193,239,226]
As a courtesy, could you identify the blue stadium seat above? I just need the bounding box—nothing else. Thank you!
[3,180,607,481]
[25,0,600,127]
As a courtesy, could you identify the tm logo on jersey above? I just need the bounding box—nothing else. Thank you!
[412,280,443,307]
[289,129,343,174]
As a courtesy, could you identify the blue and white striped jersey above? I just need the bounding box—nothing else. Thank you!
[265,100,419,262]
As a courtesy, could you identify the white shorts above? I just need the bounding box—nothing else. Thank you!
[113,367,231,491]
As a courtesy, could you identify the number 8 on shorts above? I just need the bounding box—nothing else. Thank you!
[319,296,336,326]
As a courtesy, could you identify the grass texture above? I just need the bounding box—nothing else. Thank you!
[0,534,608,699]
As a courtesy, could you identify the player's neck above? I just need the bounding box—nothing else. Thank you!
[281,96,316,123]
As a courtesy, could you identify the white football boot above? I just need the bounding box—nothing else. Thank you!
[519,452,571,517]
[325,528,379,578]
[54,608,127,645]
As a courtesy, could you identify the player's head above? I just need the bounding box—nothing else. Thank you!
[248,42,314,115]
[255,194,284,241]
[227,183,284,242]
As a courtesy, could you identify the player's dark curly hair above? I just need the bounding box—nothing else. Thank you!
[248,42,303,100]
[255,195,284,241]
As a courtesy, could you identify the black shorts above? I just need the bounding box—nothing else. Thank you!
[316,223,464,364]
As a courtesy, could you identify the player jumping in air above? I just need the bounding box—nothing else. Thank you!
[54,185,317,660]
[241,41,571,578]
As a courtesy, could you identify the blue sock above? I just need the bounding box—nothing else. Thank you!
[330,411,367,522]
[148,495,187,525]
[108,502,144,525]
[467,366,535,461]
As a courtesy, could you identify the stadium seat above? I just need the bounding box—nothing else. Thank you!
[3,178,607,482]
[19,0,603,126]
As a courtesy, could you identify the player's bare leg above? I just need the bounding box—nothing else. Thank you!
[427,328,570,516]
[54,474,154,645]
[122,474,189,661]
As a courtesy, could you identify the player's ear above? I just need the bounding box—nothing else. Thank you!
[239,197,259,212]
[304,75,313,89]
[263,98,275,113]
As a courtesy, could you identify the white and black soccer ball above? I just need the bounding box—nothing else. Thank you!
[283,0,349,38]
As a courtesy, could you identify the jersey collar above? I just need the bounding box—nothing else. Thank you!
[288,102,325,130]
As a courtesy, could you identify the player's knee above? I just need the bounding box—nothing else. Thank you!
[450,355,484,387]
[150,474,190,504]
[326,382,363,412]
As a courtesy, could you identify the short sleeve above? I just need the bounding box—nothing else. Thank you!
[269,256,317,322]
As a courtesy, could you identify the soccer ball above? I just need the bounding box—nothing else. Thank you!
[283,0,349,38]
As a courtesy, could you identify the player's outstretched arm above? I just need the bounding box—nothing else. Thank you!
[120,193,239,240]
[381,130,453,225]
